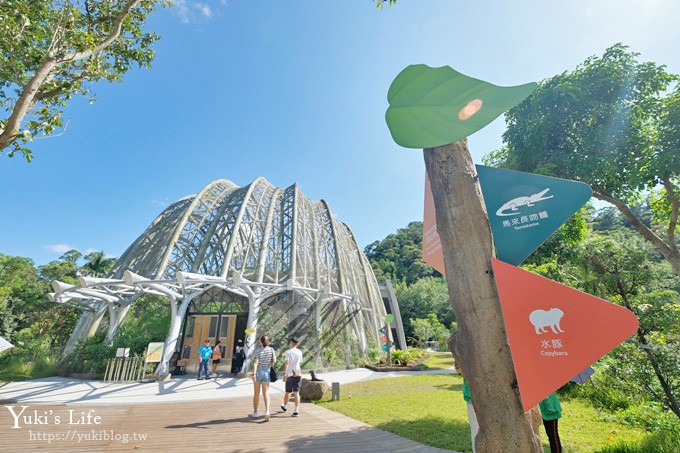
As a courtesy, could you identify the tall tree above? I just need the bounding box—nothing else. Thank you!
[394,277,454,339]
[82,250,116,277]
[489,44,680,276]
[0,0,166,161]
[579,234,680,419]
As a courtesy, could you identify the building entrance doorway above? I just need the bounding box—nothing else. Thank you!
[183,314,236,372]
[178,287,248,373]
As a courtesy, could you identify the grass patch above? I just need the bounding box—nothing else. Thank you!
[422,351,454,370]
[0,352,57,383]
[316,375,649,453]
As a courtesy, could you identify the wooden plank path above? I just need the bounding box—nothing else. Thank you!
[0,397,456,452]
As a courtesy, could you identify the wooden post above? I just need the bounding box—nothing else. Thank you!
[424,139,541,452]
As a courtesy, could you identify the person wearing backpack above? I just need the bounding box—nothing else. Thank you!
[210,340,222,377]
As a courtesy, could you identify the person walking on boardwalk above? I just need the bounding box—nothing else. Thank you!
[197,339,212,380]
[249,335,276,422]
[539,392,563,453]
[210,340,222,377]
[280,336,303,417]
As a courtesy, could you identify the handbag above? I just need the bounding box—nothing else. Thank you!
[269,366,278,382]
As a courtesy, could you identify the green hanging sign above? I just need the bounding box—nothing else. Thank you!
[476,165,592,265]
[385,65,536,149]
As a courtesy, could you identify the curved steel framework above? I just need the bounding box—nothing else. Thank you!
[57,177,393,372]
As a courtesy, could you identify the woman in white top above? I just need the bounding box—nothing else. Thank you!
[249,335,276,421]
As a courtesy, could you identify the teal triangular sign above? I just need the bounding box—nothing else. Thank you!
[476,165,592,265]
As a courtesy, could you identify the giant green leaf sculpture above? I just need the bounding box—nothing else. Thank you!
[385,65,537,149]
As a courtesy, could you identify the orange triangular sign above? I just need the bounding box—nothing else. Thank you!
[492,259,639,411]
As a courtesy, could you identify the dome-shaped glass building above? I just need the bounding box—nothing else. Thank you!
[59,177,402,373]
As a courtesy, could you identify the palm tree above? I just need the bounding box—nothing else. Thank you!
[82,251,116,277]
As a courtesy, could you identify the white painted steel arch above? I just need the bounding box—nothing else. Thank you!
[68,177,388,367]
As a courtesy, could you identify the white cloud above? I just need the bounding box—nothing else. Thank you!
[46,244,76,254]
[196,2,213,19]
[172,0,222,23]
[174,0,192,23]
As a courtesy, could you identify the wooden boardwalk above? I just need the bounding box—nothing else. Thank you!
[0,396,455,452]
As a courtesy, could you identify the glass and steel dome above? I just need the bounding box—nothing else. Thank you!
[98,177,387,367]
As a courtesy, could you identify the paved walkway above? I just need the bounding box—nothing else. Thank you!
[0,369,458,452]
[0,367,455,405]
[0,397,456,452]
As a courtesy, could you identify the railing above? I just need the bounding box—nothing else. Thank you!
[103,356,147,383]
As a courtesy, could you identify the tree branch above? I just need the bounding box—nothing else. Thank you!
[592,184,674,257]
[35,72,87,101]
[663,176,679,253]
[58,0,141,63]
[35,118,71,140]
[0,59,57,150]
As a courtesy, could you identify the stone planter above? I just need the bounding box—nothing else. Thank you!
[299,378,328,401]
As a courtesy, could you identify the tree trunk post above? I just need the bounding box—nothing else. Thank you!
[424,139,541,452]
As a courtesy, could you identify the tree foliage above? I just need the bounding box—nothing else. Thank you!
[81,250,116,276]
[394,277,454,342]
[410,313,450,347]
[577,233,680,419]
[0,0,167,161]
[0,252,78,348]
[0,248,116,349]
[364,221,440,285]
[374,0,397,9]
[491,44,680,276]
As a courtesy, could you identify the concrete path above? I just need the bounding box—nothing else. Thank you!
[0,367,455,405]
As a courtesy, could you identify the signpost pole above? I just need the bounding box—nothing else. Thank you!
[385,323,392,366]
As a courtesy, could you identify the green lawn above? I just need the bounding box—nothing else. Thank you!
[422,351,455,370]
[316,374,648,453]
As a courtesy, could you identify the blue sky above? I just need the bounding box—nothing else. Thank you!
[1,0,679,265]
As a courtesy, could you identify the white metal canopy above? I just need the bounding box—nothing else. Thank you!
[54,177,404,372]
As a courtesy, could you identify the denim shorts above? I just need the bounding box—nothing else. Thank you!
[255,366,271,383]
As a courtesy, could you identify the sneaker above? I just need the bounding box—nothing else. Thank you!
[280,404,287,412]
[292,412,299,417]
[197,377,203,380]
[264,412,270,422]
[248,412,259,418]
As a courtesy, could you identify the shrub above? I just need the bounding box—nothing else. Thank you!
[57,332,115,376]
[0,346,59,381]
[390,347,426,366]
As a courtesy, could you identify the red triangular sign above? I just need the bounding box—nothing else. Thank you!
[492,259,639,411]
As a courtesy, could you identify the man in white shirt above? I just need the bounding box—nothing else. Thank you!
[280,336,303,417]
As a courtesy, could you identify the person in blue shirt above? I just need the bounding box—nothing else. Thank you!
[197,339,213,380]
